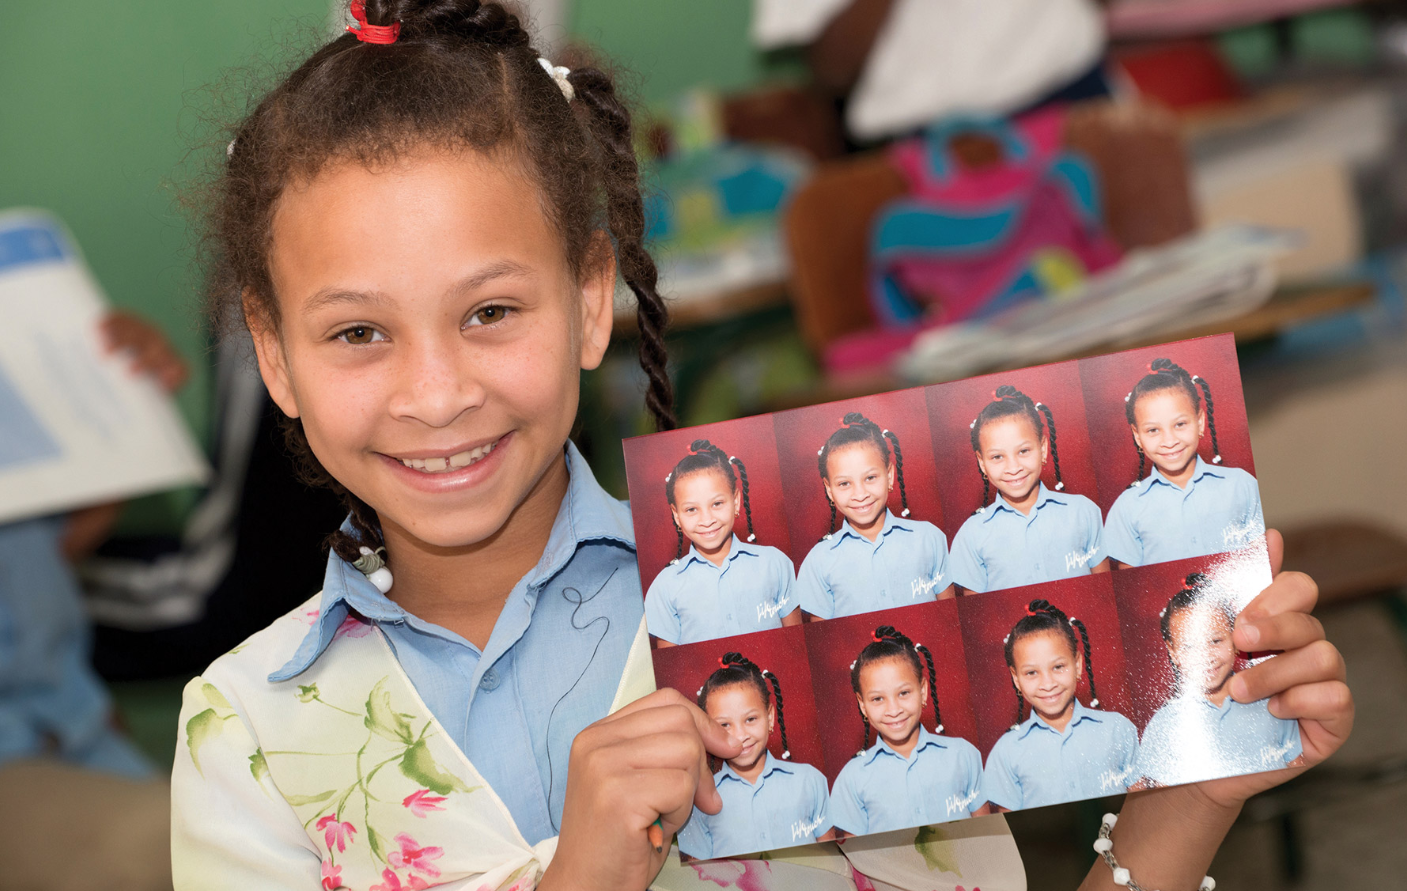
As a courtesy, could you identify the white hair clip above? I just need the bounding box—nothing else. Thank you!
[1035,402,1045,410]
[849,660,857,670]
[1002,634,1010,644]
[782,749,791,759]
[1213,454,1224,464]
[935,723,944,733]
[696,686,704,697]
[226,139,237,159]
[1192,374,1202,382]
[901,508,911,517]
[1124,392,1132,402]
[538,57,574,102]
[665,472,673,482]
[1090,698,1100,707]
[747,533,756,542]
[817,447,824,456]
[969,419,977,429]
[882,429,890,436]
[1055,481,1065,491]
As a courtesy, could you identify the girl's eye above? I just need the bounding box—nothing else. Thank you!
[465,305,512,327]
[337,325,384,345]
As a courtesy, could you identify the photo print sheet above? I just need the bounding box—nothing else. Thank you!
[622,334,1298,861]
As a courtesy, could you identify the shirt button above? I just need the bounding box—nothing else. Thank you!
[479,669,500,691]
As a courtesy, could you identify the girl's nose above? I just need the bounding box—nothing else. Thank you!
[388,335,486,427]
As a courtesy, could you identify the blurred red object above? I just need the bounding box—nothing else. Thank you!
[1113,40,1244,111]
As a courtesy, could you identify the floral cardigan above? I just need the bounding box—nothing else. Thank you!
[171,599,1027,891]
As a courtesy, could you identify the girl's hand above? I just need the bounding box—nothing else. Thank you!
[542,688,743,891]
[1175,529,1354,811]
[100,311,188,393]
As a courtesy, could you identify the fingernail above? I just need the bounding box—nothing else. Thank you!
[1230,675,1248,701]
[1240,621,1260,648]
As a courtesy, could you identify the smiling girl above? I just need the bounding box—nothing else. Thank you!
[1104,359,1263,567]
[677,653,832,859]
[981,600,1138,811]
[646,442,799,646]
[948,386,1107,594]
[168,2,1351,889]
[828,626,987,835]
[796,414,953,620]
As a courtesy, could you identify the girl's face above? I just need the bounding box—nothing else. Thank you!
[252,149,615,551]
[1009,630,1081,722]
[670,469,739,554]
[823,443,894,529]
[1166,605,1236,696]
[706,684,774,772]
[1131,389,1205,478]
[856,657,927,748]
[975,415,1046,503]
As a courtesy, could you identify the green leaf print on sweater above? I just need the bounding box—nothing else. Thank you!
[401,740,475,795]
[365,677,417,744]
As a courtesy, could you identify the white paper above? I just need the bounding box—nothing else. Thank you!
[0,209,209,524]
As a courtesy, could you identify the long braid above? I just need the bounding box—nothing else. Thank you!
[825,501,837,541]
[570,68,675,432]
[883,429,911,518]
[730,456,756,542]
[673,524,684,563]
[1034,400,1065,492]
[1069,615,1100,708]
[1193,375,1222,464]
[914,640,943,733]
[760,669,791,758]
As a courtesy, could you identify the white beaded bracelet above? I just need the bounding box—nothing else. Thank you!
[1094,813,1215,891]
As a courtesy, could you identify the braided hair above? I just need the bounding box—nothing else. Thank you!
[849,625,941,754]
[968,385,1064,514]
[816,413,909,541]
[1003,599,1099,730]
[210,0,676,569]
[696,652,791,760]
[664,440,755,561]
[1124,358,1221,487]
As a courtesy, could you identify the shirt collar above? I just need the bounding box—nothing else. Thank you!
[983,483,1065,523]
[1016,699,1101,739]
[828,510,913,549]
[864,724,944,765]
[269,442,632,682]
[674,535,760,574]
[1140,455,1224,495]
[716,751,792,786]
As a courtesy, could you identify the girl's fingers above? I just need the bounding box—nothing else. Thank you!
[1269,679,1354,727]
[626,767,702,839]
[1231,639,1346,703]
[1235,609,1324,653]
[1266,528,1284,577]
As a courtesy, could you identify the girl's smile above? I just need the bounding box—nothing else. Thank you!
[856,657,927,756]
[976,416,1047,514]
[706,685,774,778]
[670,470,740,564]
[1010,630,1080,730]
[1131,390,1205,487]
[824,444,895,539]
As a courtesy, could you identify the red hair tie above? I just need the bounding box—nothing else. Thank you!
[872,631,884,642]
[719,656,729,669]
[1025,606,1039,617]
[347,0,401,44]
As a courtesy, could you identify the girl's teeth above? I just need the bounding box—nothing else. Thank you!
[399,441,497,473]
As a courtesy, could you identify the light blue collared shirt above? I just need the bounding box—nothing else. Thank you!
[1103,457,1263,567]
[0,518,153,779]
[644,536,797,645]
[828,726,984,835]
[981,700,1138,810]
[796,512,949,620]
[947,484,1105,594]
[678,752,831,859]
[1135,686,1302,787]
[270,443,643,847]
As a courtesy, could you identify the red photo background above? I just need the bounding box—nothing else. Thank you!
[1079,334,1255,514]
[623,414,795,596]
[802,599,976,783]
[773,387,948,568]
[927,357,1104,520]
[956,573,1133,757]
[650,624,827,771]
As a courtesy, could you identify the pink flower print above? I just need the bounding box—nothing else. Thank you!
[389,833,444,879]
[335,613,374,639]
[688,860,774,891]
[321,860,343,890]
[369,869,430,891]
[316,815,357,853]
[403,789,448,818]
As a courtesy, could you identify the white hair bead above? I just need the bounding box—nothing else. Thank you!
[1212,454,1224,464]
[782,749,791,759]
[537,57,574,101]
[1091,698,1100,707]
[747,533,756,542]
[1055,481,1065,491]
[901,508,911,517]
[367,566,393,594]
[935,723,943,734]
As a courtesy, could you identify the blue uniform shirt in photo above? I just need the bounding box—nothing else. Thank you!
[644,536,797,644]
[271,443,643,847]
[1134,687,1302,787]
[677,752,831,859]
[1103,457,1264,567]
[947,484,1105,594]
[796,511,949,619]
[980,700,1139,810]
[828,726,985,835]
[0,517,154,779]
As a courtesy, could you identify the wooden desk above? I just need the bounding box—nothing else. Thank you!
[767,280,1377,410]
